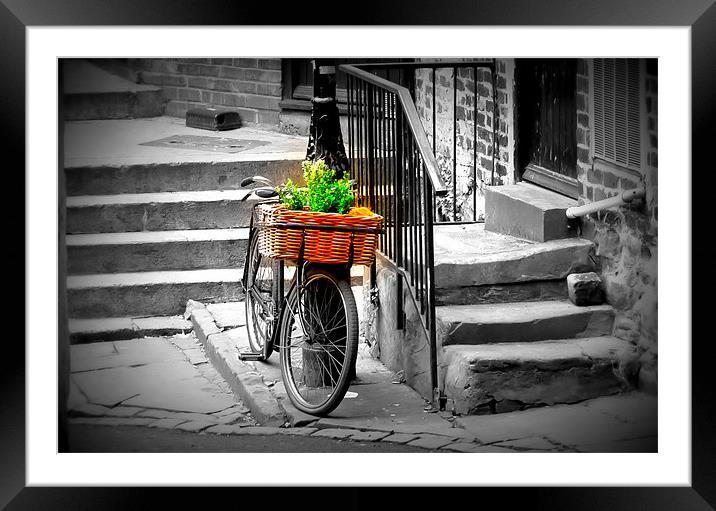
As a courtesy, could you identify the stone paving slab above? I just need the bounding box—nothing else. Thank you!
[148,418,188,429]
[104,406,144,418]
[117,361,236,413]
[175,420,216,433]
[68,334,253,432]
[455,394,657,451]
[382,433,420,445]
[70,417,155,427]
[442,443,517,453]
[206,302,245,329]
[311,428,357,440]
[71,337,186,373]
[205,424,245,435]
[348,430,391,442]
[407,435,455,450]
[65,117,308,167]
[493,436,558,451]
[72,367,144,407]
[70,403,111,417]
[190,308,286,426]
[276,427,318,436]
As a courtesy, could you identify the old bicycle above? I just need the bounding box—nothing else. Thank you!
[239,175,382,416]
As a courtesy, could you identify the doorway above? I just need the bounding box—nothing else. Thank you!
[516,59,578,199]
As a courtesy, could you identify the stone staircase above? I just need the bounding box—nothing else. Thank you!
[64,105,308,343]
[432,183,639,415]
[65,157,307,343]
[63,60,164,120]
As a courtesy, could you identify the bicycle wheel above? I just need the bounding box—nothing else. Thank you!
[244,234,278,359]
[278,267,358,416]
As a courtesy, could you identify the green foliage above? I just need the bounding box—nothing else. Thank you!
[277,178,307,210]
[290,159,354,214]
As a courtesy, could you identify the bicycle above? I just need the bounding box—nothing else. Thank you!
[239,175,369,416]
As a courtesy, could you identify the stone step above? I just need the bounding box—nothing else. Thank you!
[485,182,579,242]
[65,159,304,196]
[69,315,193,344]
[435,280,568,306]
[436,300,614,346]
[440,336,639,414]
[67,228,250,274]
[66,190,257,233]
[67,269,245,318]
[63,60,164,120]
[432,223,595,305]
[67,266,364,319]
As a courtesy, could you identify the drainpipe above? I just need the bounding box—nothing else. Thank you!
[566,187,645,219]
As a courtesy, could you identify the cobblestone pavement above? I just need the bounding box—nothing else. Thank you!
[69,334,258,433]
[68,334,451,452]
[69,329,657,453]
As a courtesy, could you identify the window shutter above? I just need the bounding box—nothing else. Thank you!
[592,58,641,170]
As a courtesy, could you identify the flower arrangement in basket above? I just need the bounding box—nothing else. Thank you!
[257,160,383,265]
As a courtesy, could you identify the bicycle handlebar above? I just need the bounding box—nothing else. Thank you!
[241,175,274,187]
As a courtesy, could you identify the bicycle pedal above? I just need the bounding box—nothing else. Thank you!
[238,351,265,361]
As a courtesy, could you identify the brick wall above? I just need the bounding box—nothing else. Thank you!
[413,59,515,221]
[126,58,283,125]
[577,58,658,392]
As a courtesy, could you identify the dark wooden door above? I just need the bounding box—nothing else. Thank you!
[517,59,578,198]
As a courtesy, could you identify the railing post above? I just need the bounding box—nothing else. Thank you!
[424,175,438,406]
[366,84,375,212]
[394,110,405,330]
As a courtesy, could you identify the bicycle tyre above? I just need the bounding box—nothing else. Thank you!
[244,234,277,359]
[278,267,358,416]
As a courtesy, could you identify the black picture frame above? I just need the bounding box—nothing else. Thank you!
[7,0,712,508]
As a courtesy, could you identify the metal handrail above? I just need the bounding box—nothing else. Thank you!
[349,59,495,71]
[340,64,447,196]
[566,187,645,219]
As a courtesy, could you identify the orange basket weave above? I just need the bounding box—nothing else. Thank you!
[256,203,383,265]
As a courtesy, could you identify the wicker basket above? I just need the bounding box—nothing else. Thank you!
[256,203,383,265]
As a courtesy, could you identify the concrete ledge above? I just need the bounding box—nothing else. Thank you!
[68,269,244,318]
[66,159,305,196]
[190,303,287,427]
[66,190,256,233]
[432,223,596,289]
[435,280,568,306]
[485,183,578,242]
[68,315,192,344]
[67,229,249,274]
[440,336,640,414]
[436,300,615,346]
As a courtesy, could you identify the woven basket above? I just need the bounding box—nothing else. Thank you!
[256,203,383,265]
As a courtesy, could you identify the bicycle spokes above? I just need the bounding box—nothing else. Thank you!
[279,270,357,415]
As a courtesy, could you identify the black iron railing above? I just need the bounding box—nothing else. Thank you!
[341,60,497,404]
[350,60,498,224]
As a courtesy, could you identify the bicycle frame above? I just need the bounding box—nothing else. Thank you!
[243,201,366,357]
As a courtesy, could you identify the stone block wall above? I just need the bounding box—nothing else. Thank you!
[364,256,433,400]
[413,59,516,222]
[576,58,658,392]
[126,58,283,125]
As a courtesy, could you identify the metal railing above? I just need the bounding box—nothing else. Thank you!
[341,60,497,403]
[350,60,498,224]
[341,63,443,401]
